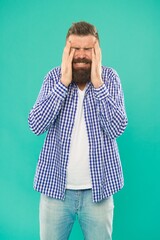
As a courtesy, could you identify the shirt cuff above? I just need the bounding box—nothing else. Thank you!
[53,81,68,100]
[93,83,109,100]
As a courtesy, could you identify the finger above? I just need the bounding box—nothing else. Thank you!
[94,41,101,60]
[62,40,71,60]
[69,47,75,62]
[91,48,96,62]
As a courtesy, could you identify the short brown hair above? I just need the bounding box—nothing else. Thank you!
[66,21,99,41]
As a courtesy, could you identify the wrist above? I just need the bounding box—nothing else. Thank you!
[92,78,104,89]
[60,78,70,87]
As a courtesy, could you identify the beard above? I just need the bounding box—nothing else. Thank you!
[72,58,91,84]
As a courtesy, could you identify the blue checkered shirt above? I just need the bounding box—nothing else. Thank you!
[28,66,128,202]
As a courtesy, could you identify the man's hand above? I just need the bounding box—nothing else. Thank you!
[60,41,75,87]
[91,41,104,88]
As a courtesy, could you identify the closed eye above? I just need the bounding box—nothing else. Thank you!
[71,47,80,50]
[84,48,92,50]
[71,47,92,51]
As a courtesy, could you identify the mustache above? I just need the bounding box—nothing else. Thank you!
[72,58,92,64]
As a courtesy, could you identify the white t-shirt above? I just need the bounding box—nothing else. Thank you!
[66,87,92,189]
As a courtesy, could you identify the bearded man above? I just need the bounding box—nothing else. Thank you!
[28,21,128,240]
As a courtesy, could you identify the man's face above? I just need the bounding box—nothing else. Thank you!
[67,34,97,84]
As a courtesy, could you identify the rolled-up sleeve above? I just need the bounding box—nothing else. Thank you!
[28,72,68,136]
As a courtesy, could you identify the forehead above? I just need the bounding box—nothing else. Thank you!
[68,34,96,47]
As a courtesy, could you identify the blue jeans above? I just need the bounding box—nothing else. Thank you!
[40,189,114,240]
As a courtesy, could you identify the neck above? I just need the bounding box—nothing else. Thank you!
[77,83,86,91]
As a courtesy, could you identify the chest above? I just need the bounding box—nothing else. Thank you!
[57,87,101,141]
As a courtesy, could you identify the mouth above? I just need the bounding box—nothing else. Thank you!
[73,62,90,67]
[72,59,91,69]
[72,58,91,66]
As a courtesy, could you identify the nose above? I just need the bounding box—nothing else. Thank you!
[75,48,86,58]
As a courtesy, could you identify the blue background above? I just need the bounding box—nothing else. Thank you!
[1,0,160,239]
